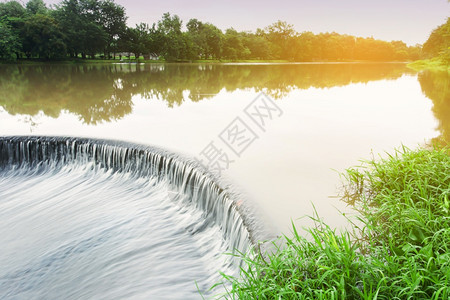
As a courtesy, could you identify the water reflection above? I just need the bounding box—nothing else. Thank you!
[0,63,414,125]
[417,70,450,144]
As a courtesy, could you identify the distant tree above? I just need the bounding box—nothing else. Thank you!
[54,0,85,57]
[121,23,152,59]
[391,40,409,60]
[293,31,316,61]
[26,0,47,15]
[186,19,223,59]
[156,13,184,60]
[99,0,127,58]
[422,18,450,59]
[22,14,66,59]
[82,22,107,58]
[265,20,297,60]
[0,1,26,18]
[222,28,248,60]
[55,0,110,58]
[0,19,21,59]
[186,18,206,59]
[406,44,422,61]
[0,2,429,63]
[242,32,271,59]
[202,23,223,59]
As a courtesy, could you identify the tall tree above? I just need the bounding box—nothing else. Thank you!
[0,1,26,18]
[99,0,127,58]
[186,18,206,59]
[422,18,450,59]
[120,23,151,59]
[222,28,247,60]
[265,20,297,60]
[0,19,21,60]
[55,0,108,58]
[156,13,184,61]
[26,0,47,15]
[22,14,66,59]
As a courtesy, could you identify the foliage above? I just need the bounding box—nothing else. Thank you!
[0,0,424,62]
[0,19,21,60]
[25,0,47,15]
[215,147,450,299]
[0,1,26,18]
[22,14,66,59]
[423,18,450,59]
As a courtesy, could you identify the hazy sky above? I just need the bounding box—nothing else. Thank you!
[41,0,449,45]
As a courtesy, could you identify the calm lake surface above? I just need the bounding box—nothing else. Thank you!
[0,63,448,233]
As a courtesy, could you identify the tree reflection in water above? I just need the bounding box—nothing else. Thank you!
[0,62,422,126]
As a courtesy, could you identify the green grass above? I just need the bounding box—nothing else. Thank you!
[407,58,450,72]
[214,146,450,299]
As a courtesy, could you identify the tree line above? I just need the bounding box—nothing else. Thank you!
[0,0,423,61]
[422,17,450,64]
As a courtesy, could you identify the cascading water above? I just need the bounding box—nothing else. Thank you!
[0,136,260,299]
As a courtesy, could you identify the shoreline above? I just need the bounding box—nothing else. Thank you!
[407,58,450,71]
[0,59,412,65]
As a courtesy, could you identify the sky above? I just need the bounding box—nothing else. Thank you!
[40,0,450,45]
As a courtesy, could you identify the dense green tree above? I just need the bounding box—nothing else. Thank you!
[0,1,26,18]
[26,0,47,15]
[99,0,126,58]
[242,32,271,59]
[203,23,223,59]
[264,20,297,60]
[55,0,111,58]
[186,19,223,59]
[0,19,21,59]
[82,22,107,58]
[156,12,185,61]
[291,31,315,61]
[422,18,450,60]
[54,0,87,57]
[121,23,152,59]
[0,1,26,38]
[222,28,248,60]
[186,18,206,59]
[21,14,66,59]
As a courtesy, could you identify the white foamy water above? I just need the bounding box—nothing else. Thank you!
[0,137,256,299]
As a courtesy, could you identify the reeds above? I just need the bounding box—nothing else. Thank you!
[214,146,450,299]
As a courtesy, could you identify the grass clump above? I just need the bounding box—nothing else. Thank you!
[215,146,450,299]
[407,58,450,72]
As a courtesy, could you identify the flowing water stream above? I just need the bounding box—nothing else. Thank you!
[0,136,259,299]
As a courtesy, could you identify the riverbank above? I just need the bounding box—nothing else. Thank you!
[407,58,450,72]
[216,146,450,299]
[0,58,411,65]
[0,58,288,65]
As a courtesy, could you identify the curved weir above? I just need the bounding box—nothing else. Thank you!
[0,136,257,299]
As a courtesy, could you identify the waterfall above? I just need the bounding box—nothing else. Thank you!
[0,136,260,299]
